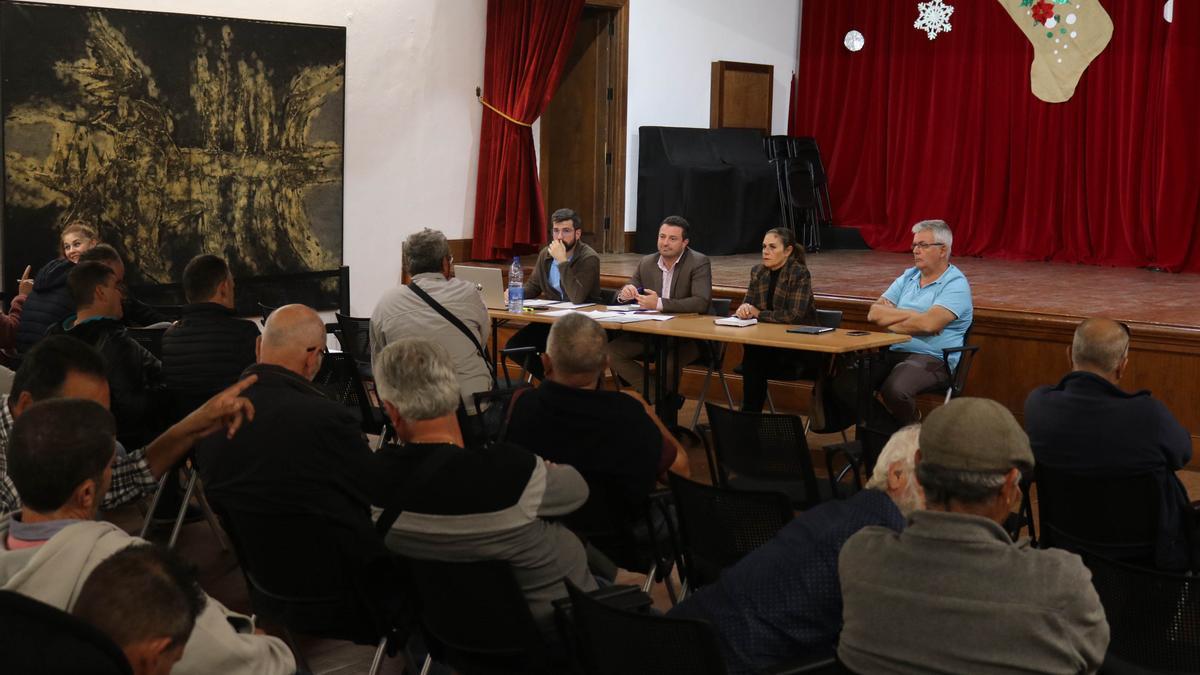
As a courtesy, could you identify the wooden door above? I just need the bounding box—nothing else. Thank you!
[540,6,623,252]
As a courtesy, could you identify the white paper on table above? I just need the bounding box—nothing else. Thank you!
[522,299,558,307]
[606,305,643,312]
[714,316,757,327]
[541,309,578,317]
[548,301,593,309]
[606,314,654,324]
[645,314,675,321]
[579,310,622,320]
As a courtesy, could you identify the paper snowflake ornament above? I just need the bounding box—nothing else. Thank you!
[915,0,955,40]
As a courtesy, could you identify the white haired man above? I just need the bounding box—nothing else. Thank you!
[371,337,597,634]
[667,426,923,675]
[833,219,973,433]
[838,397,1109,674]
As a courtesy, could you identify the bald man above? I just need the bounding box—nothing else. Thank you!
[1025,318,1197,571]
[195,304,384,557]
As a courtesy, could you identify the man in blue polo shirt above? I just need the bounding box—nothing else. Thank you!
[835,219,973,432]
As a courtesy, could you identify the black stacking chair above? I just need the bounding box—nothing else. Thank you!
[147,304,184,322]
[138,452,228,551]
[258,302,278,326]
[668,473,793,592]
[689,298,737,431]
[403,557,556,674]
[764,308,844,429]
[1036,464,1159,567]
[212,503,408,675]
[334,313,374,378]
[127,326,167,360]
[0,590,132,675]
[1079,548,1200,674]
[564,578,728,675]
[703,403,830,509]
[922,323,979,404]
[313,350,391,443]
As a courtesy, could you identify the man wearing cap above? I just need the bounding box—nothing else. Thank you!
[837,397,1109,675]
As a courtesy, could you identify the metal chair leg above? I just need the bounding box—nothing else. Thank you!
[766,390,777,414]
[419,654,433,675]
[367,635,388,675]
[138,473,170,539]
[690,366,715,430]
[192,475,229,551]
[167,469,199,549]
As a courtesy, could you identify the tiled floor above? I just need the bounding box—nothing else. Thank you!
[598,250,1200,328]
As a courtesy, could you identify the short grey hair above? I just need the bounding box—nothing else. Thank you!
[916,462,1010,507]
[1071,318,1129,373]
[866,425,921,491]
[546,313,607,377]
[403,228,451,276]
[912,219,953,254]
[373,338,461,421]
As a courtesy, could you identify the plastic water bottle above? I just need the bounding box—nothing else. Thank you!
[507,256,524,312]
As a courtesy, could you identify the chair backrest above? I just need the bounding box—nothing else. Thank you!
[258,302,278,326]
[1079,549,1200,672]
[668,472,793,588]
[334,313,372,365]
[704,402,823,509]
[126,327,167,360]
[312,351,381,434]
[815,309,842,329]
[0,590,132,675]
[565,579,728,675]
[210,501,400,642]
[709,297,731,317]
[148,304,184,322]
[403,557,550,673]
[1035,464,1158,564]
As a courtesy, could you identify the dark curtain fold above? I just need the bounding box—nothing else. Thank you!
[792,1,1200,271]
[471,0,584,261]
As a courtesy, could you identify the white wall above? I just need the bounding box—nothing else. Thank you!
[33,0,486,315]
[624,0,800,231]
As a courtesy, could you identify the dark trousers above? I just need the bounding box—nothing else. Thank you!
[504,323,551,380]
[832,350,949,433]
[739,346,821,413]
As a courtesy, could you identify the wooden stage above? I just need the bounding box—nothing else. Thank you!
[588,249,1200,470]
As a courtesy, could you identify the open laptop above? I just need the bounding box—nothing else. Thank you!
[454,265,507,309]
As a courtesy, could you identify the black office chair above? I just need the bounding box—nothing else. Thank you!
[403,557,556,674]
[564,578,728,675]
[1036,464,1159,567]
[1079,548,1200,674]
[0,590,133,674]
[703,402,831,509]
[212,503,409,675]
[689,298,737,431]
[668,472,793,592]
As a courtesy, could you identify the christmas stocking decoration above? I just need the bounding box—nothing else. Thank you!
[997,0,1114,103]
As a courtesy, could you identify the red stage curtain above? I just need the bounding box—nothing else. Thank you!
[792,1,1200,271]
[471,0,584,261]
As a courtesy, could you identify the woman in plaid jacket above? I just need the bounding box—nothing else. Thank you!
[734,227,818,412]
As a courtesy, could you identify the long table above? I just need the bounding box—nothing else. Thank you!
[488,307,910,452]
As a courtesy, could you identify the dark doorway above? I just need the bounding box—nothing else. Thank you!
[539,1,628,253]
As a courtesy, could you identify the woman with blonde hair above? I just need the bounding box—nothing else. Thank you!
[14,221,101,355]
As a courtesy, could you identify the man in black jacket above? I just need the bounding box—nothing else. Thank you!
[48,262,164,448]
[162,255,259,420]
[196,305,401,625]
[78,245,167,328]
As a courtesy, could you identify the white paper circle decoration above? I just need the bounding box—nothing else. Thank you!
[844,30,865,52]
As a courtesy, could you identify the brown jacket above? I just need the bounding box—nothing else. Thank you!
[523,241,602,304]
[628,248,712,314]
[742,257,817,325]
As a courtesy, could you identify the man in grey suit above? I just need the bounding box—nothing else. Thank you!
[611,215,712,397]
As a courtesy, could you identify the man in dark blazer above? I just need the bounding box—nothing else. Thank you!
[611,215,712,396]
[504,208,601,380]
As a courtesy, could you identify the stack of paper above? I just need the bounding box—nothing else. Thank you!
[606,305,643,312]
[548,301,592,309]
[715,316,758,327]
[522,299,559,308]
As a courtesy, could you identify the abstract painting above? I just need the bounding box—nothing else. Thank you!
[1,2,344,304]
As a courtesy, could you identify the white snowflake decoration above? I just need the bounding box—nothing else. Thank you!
[914,0,954,40]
